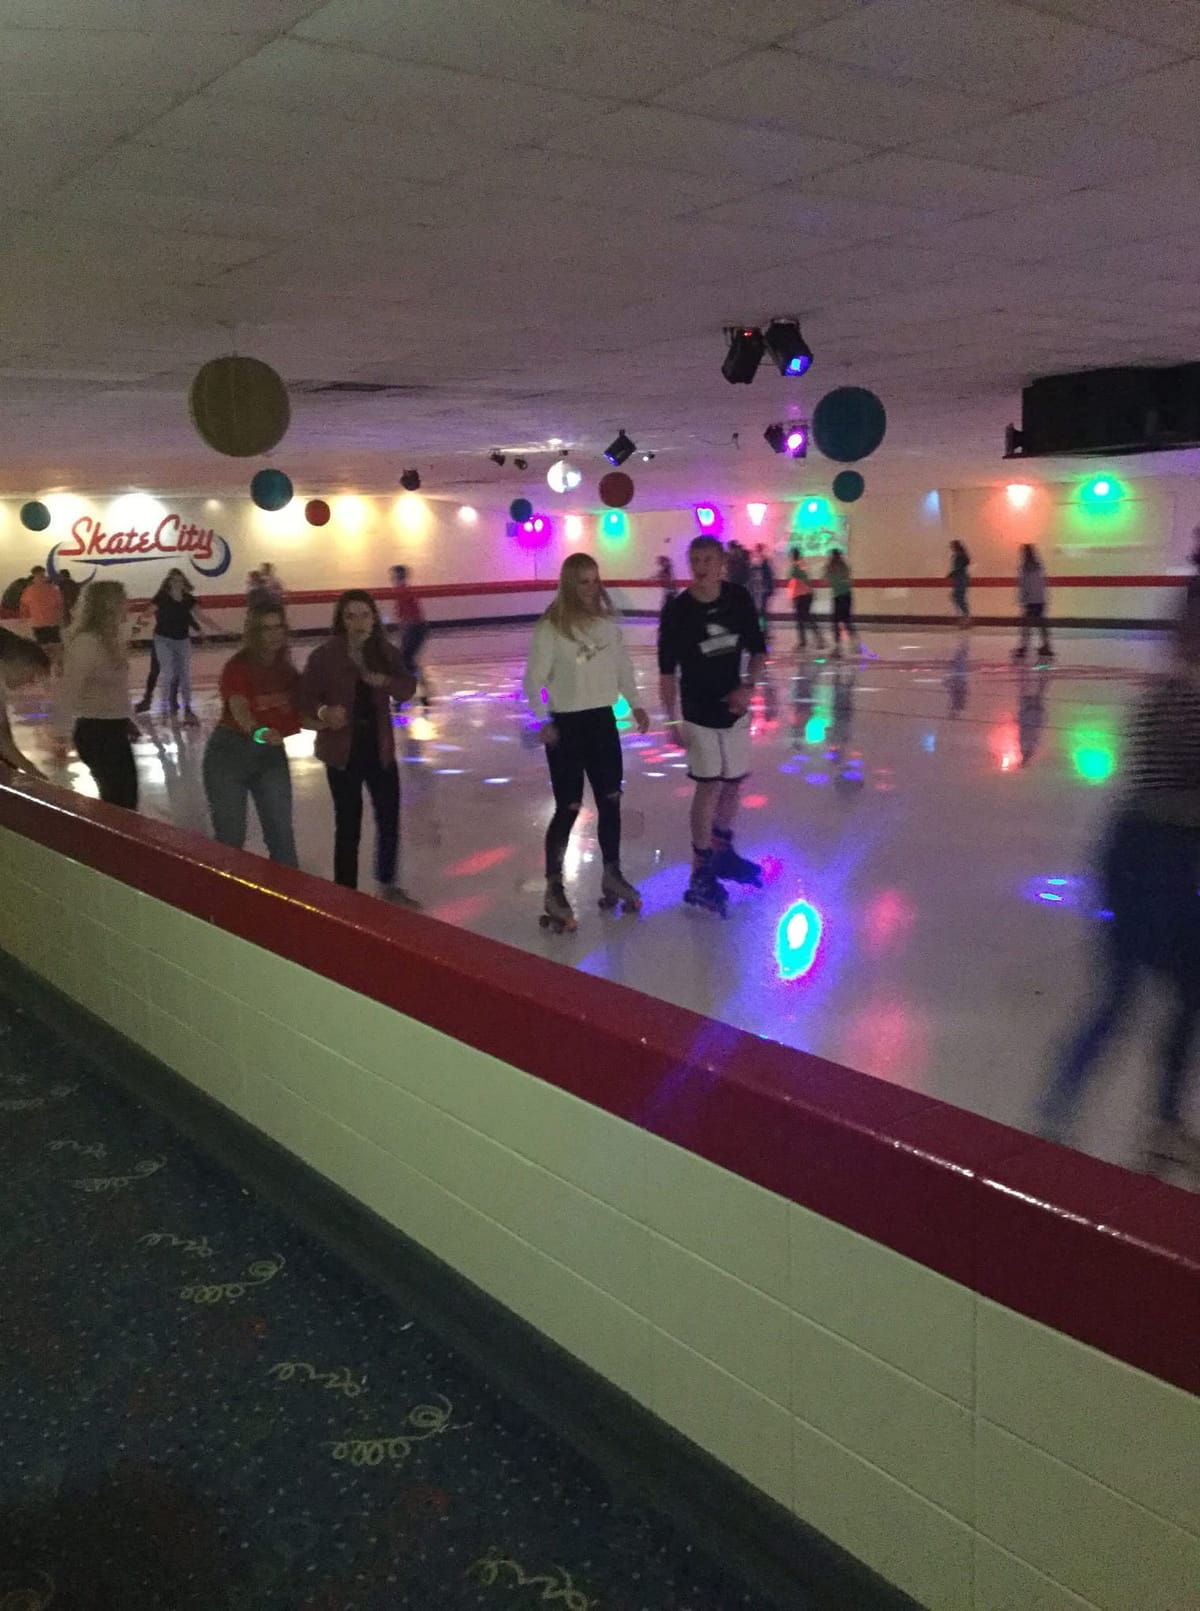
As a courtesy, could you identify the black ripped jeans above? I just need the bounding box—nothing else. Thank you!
[543,706,623,878]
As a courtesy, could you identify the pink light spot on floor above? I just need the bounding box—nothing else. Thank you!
[742,794,767,809]
[445,846,514,877]
[425,894,492,926]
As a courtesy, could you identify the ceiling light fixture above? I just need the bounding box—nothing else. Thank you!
[489,450,506,467]
[513,456,528,471]
[400,469,421,491]
[764,422,807,458]
[722,325,764,385]
[640,451,655,462]
[764,317,813,377]
[604,430,636,466]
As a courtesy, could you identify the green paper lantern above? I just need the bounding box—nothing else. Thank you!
[250,468,294,511]
[190,355,290,458]
[832,470,865,503]
[20,500,51,532]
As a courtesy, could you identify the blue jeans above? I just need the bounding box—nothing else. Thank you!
[153,635,192,712]
[202,726,297,866]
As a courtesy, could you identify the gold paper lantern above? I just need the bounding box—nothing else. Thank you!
[189,355,290,458]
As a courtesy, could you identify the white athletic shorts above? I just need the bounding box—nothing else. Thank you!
[682,714,751,783]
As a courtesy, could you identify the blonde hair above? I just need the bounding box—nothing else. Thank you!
[237,603,292,668]
[543,553,612,640]
[71,579,128,664]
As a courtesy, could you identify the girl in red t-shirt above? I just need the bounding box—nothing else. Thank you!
[202,605,307,866]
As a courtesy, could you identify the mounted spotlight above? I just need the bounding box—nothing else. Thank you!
[722,325,764,385]
[400,469,421,491]
[764,318,813,377]
[640,451,655,462]
[490,450,507,467]
[513,456,528,471]
[764,422,808,458]
[604,430,636,467]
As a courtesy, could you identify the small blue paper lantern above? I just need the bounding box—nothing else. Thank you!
[832,470,866,503]
[250,468,294,511]
[20,500,51,532]
[812,387,887,464]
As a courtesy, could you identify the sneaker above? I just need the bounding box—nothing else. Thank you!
[133,699,151,714]
[379,885,422,910]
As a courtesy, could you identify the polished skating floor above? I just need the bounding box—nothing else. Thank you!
[8,621,1190,1176]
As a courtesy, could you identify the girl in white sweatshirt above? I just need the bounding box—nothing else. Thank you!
[522,554,648,930]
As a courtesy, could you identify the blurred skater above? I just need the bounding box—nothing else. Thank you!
[749,544,776,646]
[948,541,971,627]
[1039,597,1200,1173]
[1013,544,1053,661]
[19,565,65,675]
[787,548,823,651]
[824,549,860,658]
[0,630,50,779]
[390,565,433,706]
[55,580,139,809]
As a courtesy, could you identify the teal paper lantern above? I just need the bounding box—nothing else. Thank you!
[510,497,533,523]
[832,470,865,503]
[20,500,51,532]
[250,468,293,511]
[812,387,887,464]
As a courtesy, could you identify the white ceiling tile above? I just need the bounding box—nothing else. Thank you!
[782,0,1178,101]
[1057,57,1200,142]
[545,104,866,183]
[295,0,749,99]
[1011,0,1200,50]
[800,152,1052,212]
[904,105,1200,185]
[204,38,616,146]
[653,47,1009,144]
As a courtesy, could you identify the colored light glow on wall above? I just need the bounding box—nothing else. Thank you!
[776,900,823,981]
[600,510,629,542]
[395,492,431,534]
[1071,727,1116,784]
[1006,482,1034,509]
[694,504,721,532]
[515,514,552,550]
[565,514,584,541]
[457,504,478,524]
[1082,476,1119,502]
[331,495,368,530]
[923,490,941,516]
[110,492,166,526]
[747,502,767,526]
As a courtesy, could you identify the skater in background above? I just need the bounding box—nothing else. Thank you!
[203,604,304,867]
[1039,595,1200,1173]
[19,565,65,674]
[523,553,648,932]
[390,565,433,706]
[245,570,275,611]
[54,580,139,810]
[725,540,751,589]
[659,535,766,915]
[1013,544,1053,661]
[145,568,217,725]
[948,540,971,627]
[0,630,50,779]
[259,562,285,605]
[655,550,676,614]
[787,548,823,651]
[298,590,419,906]
[749,544,776,645]
[56,567,80,626]
[824,549,860,658]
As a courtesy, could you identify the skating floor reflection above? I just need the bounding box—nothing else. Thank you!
[11,622,1189,1173]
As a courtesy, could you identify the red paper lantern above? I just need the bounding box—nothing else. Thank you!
[305,498,331,527]
[598,471,634,509]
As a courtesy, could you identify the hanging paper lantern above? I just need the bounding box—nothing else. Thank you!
[509,496,533,523]
[189,355,290,458]
[19,500,51,532]
[250,468,294,511]
[832,470,865,503]
[598,471,634,509]
[812,387,887,464]
[304,498,331,526]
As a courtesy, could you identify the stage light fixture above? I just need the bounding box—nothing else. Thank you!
[490,450,506,467]
[604,430,636,466]
[513,456,528,471]
[640,451,655,462]
[764,422,807,458]
[764,318,813,377]
[722,326,764,385]
[400,469,421,491]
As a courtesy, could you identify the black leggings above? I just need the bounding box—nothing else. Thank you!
[326,761,400,889]
[544,706,623,878]
[832,592,855,641]
[794,593,819,646]
[74,718,138,810]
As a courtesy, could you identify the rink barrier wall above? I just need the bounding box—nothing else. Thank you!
[0,782,1197,1611]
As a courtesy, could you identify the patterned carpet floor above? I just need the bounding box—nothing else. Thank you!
[0,980,805,1611]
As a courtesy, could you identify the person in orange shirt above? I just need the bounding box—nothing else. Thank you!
[19,566,65,673]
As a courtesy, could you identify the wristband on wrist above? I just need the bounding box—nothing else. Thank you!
[253,726,271,745]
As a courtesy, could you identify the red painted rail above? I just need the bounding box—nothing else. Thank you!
[1,777,1197,1393]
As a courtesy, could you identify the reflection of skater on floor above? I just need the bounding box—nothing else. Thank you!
[945,640,969,717]
[1016,666,1047,767]
[1038,597,1200,1175]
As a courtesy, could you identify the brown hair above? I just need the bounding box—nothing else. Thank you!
[235,604,292,669]
[331,589,390,673]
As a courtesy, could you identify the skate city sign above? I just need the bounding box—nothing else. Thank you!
[48,511,233,581]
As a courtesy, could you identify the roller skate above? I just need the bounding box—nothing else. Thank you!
[598,863,642,914]
[539,877,577,935]
[711,827,763,888]
[683,856,728,917]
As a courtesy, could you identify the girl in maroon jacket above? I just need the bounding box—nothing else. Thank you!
[299,590,419,905]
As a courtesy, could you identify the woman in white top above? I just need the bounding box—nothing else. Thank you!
[523,553,648,930]
[55,579,139,809]
[1013,543,1053,662]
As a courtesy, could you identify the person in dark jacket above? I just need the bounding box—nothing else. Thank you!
[298,590,419,904]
